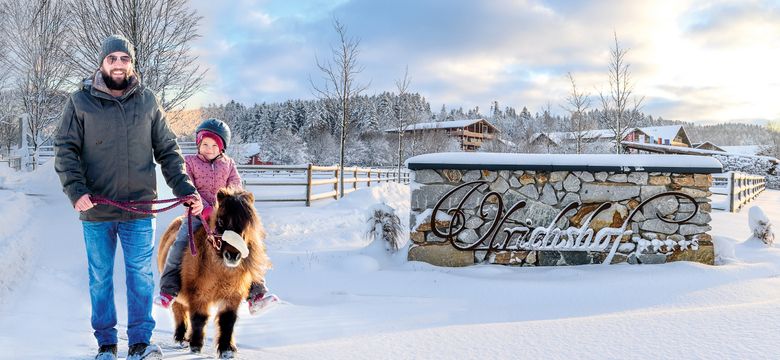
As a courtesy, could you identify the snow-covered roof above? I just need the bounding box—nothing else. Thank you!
[532,129,614,143]
[386,118,496,132]
[406,152,723,173]
[720,145,771,156]
[533,125,686,146]
[637,125,686,142]
[236,142,261,156]
[622,141,779,163]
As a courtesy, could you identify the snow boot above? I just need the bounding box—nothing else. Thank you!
[153,292,175,309]
[95,344,117,360]
[248,293,280,315]
[127,343,162,360]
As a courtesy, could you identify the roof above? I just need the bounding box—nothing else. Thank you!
[386,118,498,132]
[692,141,726,152]
[533,125,689,146]
[236,142,261,156]
[622,141,779,163]
[531,129,614,143]
[636,125,687,142]
[720,145,772,156]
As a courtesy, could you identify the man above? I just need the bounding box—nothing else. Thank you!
[54,34,203,360]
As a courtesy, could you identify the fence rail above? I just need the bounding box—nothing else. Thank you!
[710,171,766,212]
[238,164,410,206]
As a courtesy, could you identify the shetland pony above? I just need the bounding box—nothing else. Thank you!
[157,188,270,358]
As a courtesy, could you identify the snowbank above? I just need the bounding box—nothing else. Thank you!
[2,159,780,359]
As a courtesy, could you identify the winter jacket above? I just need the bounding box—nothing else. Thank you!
[54,71,197,221]
[185,153,242,210]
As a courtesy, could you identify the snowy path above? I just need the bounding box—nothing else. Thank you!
[1,164,780,359]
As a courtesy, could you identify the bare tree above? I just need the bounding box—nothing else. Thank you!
[598,31,644,154]
[69,0,206,113]
[0,24,16,159]
[394,66,410,181]
[310,19,369,198]
[538,102,558,153]
[561,72,593,154]
[0,0,72,169]
[0,90,19,158]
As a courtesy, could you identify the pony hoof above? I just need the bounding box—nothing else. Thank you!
[219,350,236,359]
[190,346,201,353]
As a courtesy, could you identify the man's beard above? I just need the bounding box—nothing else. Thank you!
[101,70,130,90]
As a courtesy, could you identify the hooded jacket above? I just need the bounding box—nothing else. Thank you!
[185,153,242,209]
[54,71,197,221]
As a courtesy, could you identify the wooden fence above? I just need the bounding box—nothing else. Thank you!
[710,171,766,212]
[238,164,410,206]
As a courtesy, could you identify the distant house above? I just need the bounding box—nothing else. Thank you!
[530,129,614,149]
[234,143,272,165]
[629,125,692,147]
[692,141,726,152]
[385,118,499,151]
[532,125,692,150]
[720,145,774,157]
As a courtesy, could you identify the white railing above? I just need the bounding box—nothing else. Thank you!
[238,164,410,206]
[710,171,766,212]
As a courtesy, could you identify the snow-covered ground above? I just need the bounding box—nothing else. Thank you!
[1,161,779,359]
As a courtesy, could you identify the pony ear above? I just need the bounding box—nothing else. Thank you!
[243,191,255,203]
[217,188,230,203]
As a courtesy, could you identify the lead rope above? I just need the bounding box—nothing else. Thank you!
[89,194,217,256]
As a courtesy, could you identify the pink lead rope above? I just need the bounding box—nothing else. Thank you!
[89,194,214,256]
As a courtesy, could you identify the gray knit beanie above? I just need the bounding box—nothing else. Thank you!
[99,34,135,64]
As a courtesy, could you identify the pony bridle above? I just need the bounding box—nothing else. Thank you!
[201,215,249,259]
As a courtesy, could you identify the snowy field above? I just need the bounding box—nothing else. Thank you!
[1,161,779,359]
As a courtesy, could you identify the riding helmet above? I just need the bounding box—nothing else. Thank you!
[195,118,231,150]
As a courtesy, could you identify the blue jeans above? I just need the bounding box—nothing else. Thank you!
[82,218,156,346]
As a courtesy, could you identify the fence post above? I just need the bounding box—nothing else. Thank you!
[353,167,358,191]
[333,166,340,200]
[305,163,313,207]
[367,169,372,187]
[729,172,736,212]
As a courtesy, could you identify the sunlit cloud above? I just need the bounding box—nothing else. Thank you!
[185,0,780,124]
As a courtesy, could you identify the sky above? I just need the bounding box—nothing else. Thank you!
[186,0,780,125]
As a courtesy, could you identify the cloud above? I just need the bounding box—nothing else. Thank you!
[184,0,780,124]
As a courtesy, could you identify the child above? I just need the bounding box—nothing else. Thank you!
[155,118,278,314]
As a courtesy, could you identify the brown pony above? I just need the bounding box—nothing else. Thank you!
[157,187,270,358]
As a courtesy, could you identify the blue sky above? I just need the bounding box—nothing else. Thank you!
[187,0,780,124]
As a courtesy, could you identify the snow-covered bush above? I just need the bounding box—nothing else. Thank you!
[748,206,774,246]
[365,203,402,252]
[713,154,780,189]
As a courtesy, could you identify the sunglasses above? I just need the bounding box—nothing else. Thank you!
[105,55,132,65]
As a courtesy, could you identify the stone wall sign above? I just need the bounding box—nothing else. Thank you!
[407,153,723,267]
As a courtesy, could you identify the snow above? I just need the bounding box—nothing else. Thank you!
[624,141,779,162]
[1,160,780,359]
[721,145,772,156]
[534,125,686,146]
[387,119,489,132]
[407,152,723,171]
[748,206,775,245]
[639,124,686,142]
